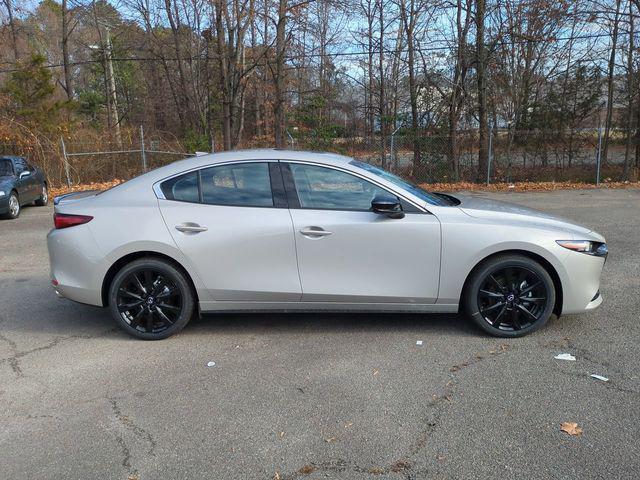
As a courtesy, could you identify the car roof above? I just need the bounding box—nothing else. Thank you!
[168,148,353,171]
[134,148,356,186]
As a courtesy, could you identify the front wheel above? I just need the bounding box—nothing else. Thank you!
[108,258,195,340]
[463,254,556,337]
[3,192,20,219]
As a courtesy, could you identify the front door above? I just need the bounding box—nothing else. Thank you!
[12,158,37,202]
[158,161,301,302]
[284,162,441,303]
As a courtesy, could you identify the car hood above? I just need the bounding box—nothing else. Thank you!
[453,193,599,239]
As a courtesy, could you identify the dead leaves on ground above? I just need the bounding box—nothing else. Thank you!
[560,422,583,436]
[423,180,640,193]
[50,179,640,201]
[50,180,123,199]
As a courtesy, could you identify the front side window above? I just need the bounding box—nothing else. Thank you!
[200,162,273,207]
[350,160,454,206]
[13,158,27,173]
[160,171,199,203]
[289,163,392,211]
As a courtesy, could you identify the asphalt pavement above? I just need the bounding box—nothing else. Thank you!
[1,189,639,479]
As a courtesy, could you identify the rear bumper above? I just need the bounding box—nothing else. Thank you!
[47,225,106,306]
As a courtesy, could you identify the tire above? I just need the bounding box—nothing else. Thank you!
[463,254,556,338]
[3,191,20,219]
[108,258,195,340]
[34,184,48,206]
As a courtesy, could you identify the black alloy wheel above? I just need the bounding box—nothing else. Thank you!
[109,258,194,339]
[464,254,555,337]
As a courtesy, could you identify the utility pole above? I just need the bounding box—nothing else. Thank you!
[105,29,122,147]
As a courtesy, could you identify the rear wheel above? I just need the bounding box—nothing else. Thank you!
[34,185,48,206]
[463,254,555,337]
[108,258,194,340]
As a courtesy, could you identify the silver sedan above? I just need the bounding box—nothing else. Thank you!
[47,149,607,339]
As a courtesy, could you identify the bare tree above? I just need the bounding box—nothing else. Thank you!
[602,0,622,165]
[475,0,488,181]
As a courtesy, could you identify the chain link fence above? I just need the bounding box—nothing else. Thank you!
[1,127,638,187]
[289,129,639,184]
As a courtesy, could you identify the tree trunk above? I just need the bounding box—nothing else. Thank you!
[623,0,634,180]
[61,0,74,101]
[401,0,421,174]
[476,0,488,181]
[603,0,622,166]
[3,0,19,62]
[273,0,287,148]
[164,0,190,132]
[377,0,386,167]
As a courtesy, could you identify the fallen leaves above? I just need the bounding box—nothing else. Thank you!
[422,180,640,193]
[298,465,316,475]
[390,459,410,472]
[50,180,124,199]
[560,422,583,436]
[49,179,640,201]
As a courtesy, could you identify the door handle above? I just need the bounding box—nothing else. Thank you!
[175,223,208,234]
[299,228,333,237]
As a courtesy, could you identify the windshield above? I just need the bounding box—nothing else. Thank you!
[350,160,453,206]
[0,159,14,177]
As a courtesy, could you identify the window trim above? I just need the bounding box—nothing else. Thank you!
[281,161,425,214]
[156,160,283,209]
[153,158,428,213]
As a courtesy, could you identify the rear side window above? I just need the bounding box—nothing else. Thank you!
[200,162,273,207]
[0,159,13,176]
[160,171,199,203]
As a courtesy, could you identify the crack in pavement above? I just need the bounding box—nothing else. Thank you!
[107,396,157,477]
[276,343,512,480]
[0,328,118,377]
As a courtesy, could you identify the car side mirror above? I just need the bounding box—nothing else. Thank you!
[371,195,405,219]
[19,170,31,179]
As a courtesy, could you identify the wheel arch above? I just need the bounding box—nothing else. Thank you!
[101,251,200,308]
[460,249,563,317]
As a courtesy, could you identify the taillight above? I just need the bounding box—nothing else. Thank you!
[54,213,93,229]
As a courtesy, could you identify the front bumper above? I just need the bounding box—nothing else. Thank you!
[0,195,9,215]
[558,249,606,315]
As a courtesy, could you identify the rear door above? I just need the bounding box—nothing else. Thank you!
[283,162,441,303]
[158,161,301,302]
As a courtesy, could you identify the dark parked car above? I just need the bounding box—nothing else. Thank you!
[0,156,49,219]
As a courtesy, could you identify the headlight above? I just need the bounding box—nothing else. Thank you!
[556,240,608,257]
[0,191,5,197]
